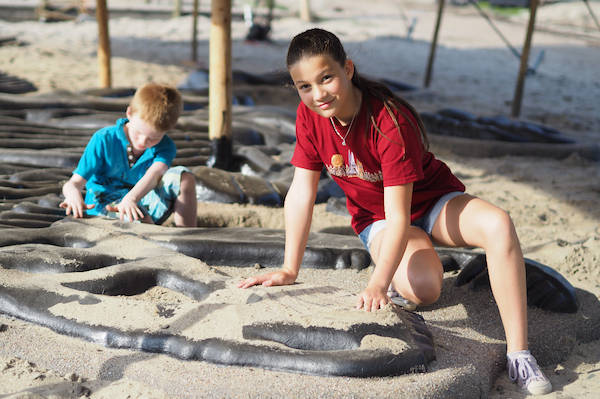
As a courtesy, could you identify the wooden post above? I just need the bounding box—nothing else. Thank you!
[36,0,48,20]
[208,0,234,170]
[511,0,539,118]
[300,0,312,22]
[96,0,111,88]
[173,0,182,18]
[424,0,445,88]
[78,0,86,16]
[192,0,199,62]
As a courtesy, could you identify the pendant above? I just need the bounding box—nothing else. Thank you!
[342,140,346,146]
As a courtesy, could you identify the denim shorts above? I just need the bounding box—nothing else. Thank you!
[106,166,190,224]
[358,191,464,251]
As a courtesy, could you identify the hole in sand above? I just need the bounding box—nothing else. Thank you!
[196,211,263,228]
[0,244,128,273]
[61,269,223,302]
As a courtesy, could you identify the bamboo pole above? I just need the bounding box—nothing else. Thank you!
[300,0,312,22]
[424,0,445,88]
[511,0,539,118]
[96,0,111,88]
[173,0,182,18]
[78,0,86,16]
[192,0,199,62]
[36,0,48,20]
[208,0,233,169]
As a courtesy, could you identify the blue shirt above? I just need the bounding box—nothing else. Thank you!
[73,118,176,215]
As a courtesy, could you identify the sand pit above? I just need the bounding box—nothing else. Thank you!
[0,217,596,398]
[1,0,599,397]
[0,219,436,377]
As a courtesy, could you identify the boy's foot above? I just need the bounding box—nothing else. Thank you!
[507,351,552,395]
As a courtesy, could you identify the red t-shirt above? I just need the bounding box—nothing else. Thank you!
[291,95,465,234]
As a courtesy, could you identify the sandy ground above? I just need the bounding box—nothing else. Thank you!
[0,0,599,398]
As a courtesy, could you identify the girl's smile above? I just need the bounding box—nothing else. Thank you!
[318,99,334,110]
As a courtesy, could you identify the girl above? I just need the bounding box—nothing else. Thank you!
[238,28,551,395]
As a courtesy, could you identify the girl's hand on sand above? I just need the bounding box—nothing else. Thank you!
[237,269,297,289]
[59,199,94,218]
[356,285,391,312]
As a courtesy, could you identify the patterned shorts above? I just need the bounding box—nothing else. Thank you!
[104,166,191,224]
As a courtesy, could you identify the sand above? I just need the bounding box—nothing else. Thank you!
[0,0,599,397]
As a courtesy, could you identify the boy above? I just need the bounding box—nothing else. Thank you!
[60,83,197,227]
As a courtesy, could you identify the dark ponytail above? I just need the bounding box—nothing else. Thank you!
[287,28,429,153]
[351,70,430,152]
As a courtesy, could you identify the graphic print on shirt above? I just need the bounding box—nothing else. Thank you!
[326,150,383,183]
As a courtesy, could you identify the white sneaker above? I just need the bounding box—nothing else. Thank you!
[507,351,553,395]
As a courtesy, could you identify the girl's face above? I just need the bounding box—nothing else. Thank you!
[289,54,356,122]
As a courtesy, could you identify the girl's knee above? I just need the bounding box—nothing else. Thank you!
[395,245,443,306]
[401,278,441,306]
[415,268,443,305]
[480,207,516,245]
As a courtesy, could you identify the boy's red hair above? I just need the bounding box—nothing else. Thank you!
[129,83,182,131]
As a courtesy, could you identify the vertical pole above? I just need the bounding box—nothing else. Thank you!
[424,0,445,88]
[300,0,312,22]
[96,0,111,88]
[192,0,199,62]
[36,0,48,20]
[267,0,274,23]
[582,0,600,32]
[173,0,182,18]
[78,0,86,16]
[511,0,539,118]
[208,0,233,170]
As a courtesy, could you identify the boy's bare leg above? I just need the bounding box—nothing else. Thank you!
[173,172,197,227]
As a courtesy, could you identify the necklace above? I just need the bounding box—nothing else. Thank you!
[330,112,356,146]
[125,123,137,167]
[126,145,140,168]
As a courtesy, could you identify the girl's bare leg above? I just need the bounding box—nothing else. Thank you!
[369,226,443,306]
[431,194,527,352]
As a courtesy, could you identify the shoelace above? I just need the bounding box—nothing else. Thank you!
[508,355,544,384]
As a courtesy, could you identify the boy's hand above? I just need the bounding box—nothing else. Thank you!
[105,196,145,222]
[61,174,90,218]
[237,268,297,289]
[356,284,391,312]
[59,198,94,218]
